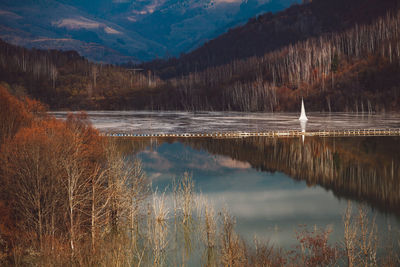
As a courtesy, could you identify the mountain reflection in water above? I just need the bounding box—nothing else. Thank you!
[116,136,400,246]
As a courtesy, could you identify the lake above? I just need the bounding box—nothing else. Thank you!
[52,111,400,134]
[120,135,400,250]
[53,111,400,250]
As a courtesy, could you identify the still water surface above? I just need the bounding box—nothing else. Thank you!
[120,136,400,249]
[53,111,400,249]
[52,111,400,133]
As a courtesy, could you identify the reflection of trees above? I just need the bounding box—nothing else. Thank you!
[183,136,400,216]
[120,136,400,216]
[114,137,162,156]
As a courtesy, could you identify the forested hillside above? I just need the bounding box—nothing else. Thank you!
[0,0,297,62]
[142,0,400,78]
[0,40,160,109]
[1,0,400,112]
[146,10,400,112]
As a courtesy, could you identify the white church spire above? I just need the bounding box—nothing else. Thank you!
[299,98,308,121]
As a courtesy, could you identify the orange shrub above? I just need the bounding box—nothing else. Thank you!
[0,85,47,142]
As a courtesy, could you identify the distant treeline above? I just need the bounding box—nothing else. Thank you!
[0,40,160,110]
[0,2,400,111]
[140,0,400,78]
[146,11,400,112]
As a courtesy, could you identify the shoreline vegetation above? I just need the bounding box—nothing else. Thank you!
[1,85,400,266]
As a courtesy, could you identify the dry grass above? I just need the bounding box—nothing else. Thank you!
[3,172,400,267]
[200,198,218,267]
[381,225,400,267]
[251,238,287,267]
[219,210,248,267]
[148,192,169,266]
[343,201,380,267]
[177,172,195,225]
[292,225,340,267]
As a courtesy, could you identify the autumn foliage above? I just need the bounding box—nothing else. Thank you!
[0,87,148,265]
[0,85,46,142]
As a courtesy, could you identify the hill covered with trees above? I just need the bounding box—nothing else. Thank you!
[0,0,400,112]
[0,40,161,109]
[142,0,400,78]
[144,10,400,112]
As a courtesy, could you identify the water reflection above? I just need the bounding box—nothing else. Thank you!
[300,120,307,143]
[300,119,307,132]
[182,136,400,216]
[116,136,400,246]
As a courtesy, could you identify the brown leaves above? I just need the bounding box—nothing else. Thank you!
[0,85,32,142]
[293,225,341,267]
[0,85,48,142]
[0,99,107,254]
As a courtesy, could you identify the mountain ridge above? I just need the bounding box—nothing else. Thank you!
[0,0,298,63]
[0,0,399,112]
[143,0,400,78]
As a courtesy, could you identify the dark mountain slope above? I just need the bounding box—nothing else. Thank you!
[0,0,298,63]
[1,1,400,112]
[144,0,400,78]
[139,9,400,112]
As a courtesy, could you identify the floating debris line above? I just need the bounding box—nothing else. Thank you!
[102,128,400,138]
